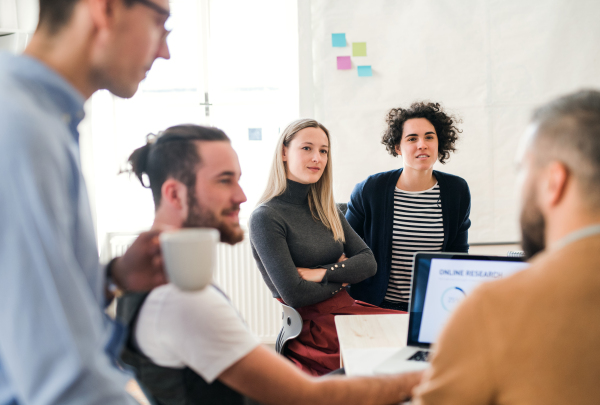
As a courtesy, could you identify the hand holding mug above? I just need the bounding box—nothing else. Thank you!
[109,230,167,293]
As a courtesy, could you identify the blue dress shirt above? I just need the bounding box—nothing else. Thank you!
[0,53,135,405]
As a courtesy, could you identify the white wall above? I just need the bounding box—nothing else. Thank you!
[84,0,300,251]
[302,0,600,243]
[8,0,600,245]
[0,0,37,52]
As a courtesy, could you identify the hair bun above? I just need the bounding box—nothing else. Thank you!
[127,135,156,187]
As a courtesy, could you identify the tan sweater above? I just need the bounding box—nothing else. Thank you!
[413,235,600,404]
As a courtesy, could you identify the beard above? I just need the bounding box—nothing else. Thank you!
[519,185,546,260]
[182,190,244,245]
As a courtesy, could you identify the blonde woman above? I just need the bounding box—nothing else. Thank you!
[249,119,400,376]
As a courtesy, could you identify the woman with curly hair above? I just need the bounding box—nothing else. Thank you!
[346,102,472,312]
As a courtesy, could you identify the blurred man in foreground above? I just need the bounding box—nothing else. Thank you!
[118,124,424,405]
[0,0,171,403]
[413,89,600,404]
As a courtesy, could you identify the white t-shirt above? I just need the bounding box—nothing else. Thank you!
[135,284,260,383]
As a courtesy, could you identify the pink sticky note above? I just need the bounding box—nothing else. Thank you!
[337,56,351,70]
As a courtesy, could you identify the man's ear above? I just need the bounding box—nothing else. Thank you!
[88,0,114,30]
[395,144,402,156]
[542,161,569,209]
[161,178,188,215]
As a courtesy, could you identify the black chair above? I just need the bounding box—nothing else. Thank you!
[336,202,348,216]
[275,303,303,354]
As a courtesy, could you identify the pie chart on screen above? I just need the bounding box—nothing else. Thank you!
[441,286,466,311]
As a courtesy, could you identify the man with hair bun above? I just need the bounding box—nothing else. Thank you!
[0,0,170,403]
[118,124,424,405]
[412,90,600,404]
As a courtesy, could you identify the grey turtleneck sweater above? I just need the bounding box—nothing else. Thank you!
[249,180,377,308]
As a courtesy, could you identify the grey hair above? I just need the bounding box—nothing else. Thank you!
[531,89,600,207]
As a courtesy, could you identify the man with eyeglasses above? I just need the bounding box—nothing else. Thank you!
[0,0,171,403]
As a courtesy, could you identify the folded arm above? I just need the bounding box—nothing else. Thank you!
[318,214,377,284]
[250,207,344,308]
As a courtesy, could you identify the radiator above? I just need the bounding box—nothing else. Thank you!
[103,232,282,344]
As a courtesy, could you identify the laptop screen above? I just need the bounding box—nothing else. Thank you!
[407,253,528,347]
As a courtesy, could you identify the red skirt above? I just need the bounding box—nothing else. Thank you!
[278,290,405,376]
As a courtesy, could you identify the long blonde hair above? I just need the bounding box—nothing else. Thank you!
[258,119,345,242]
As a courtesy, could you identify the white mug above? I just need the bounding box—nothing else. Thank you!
[159,228,219,291]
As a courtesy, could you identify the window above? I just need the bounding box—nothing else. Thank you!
[83,0,299,249]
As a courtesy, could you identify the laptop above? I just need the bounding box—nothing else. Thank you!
[374,252,528,374]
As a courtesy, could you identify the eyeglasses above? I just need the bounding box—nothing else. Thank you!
[132,0,172,41]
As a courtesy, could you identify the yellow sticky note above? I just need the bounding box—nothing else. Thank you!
[352,42,367,57]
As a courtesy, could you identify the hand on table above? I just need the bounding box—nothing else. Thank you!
[109,230,167,293]
[406,370,426,400]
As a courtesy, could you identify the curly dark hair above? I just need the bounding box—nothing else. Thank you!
[381,102,462,164]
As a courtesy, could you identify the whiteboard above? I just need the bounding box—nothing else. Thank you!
[309,0,600,243]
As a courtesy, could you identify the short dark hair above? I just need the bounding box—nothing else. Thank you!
[38,0,136,34]
[127,124,230,207]
[381,101,462,164]
[532,89,600,207]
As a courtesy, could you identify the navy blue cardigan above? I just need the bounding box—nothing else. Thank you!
[345,169,471,306]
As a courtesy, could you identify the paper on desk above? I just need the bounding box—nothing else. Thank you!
[343,347,402,376]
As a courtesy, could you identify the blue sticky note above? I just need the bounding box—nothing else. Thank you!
[332,33,346,47]
[248,128,262,140]
[357,65,372,77]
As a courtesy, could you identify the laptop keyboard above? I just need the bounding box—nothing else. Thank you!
[408,351,430,362]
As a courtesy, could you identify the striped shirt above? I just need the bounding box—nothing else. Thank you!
[384,183,444,304]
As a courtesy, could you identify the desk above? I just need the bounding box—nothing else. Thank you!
[335,314,409,376]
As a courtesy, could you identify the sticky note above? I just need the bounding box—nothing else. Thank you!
[337,56,351,70]
[352,42,367,57]
[248,128,262,140]
[357,65,372,77]
[332,33,346,47]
